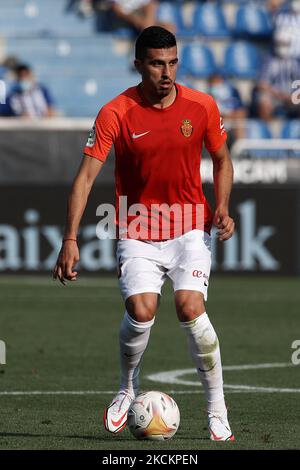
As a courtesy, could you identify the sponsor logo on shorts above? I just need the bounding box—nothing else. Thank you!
[192,270,208,286]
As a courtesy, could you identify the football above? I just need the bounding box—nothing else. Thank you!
[127,391,180,441]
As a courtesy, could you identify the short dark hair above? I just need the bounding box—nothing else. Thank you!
[14,64,31,76]
[135,26,176,60]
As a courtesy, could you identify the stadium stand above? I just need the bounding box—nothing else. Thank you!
[0,0,139,116]
[0,0,94,37]
[0,0,299,145]
[3,35,137,116]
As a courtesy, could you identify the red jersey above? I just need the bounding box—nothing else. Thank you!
[84,83,226,240]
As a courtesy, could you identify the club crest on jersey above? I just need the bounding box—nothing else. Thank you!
[181,119,193,138]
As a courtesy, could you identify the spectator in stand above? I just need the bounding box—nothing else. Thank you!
[266,0,286,14]
[65,0,94,18]
[251,29,300,120]
[109,0,175,34]
[0,56,19,117]
[2,55,20,74]
[5,64,56,118]
[270,0,300,59]
[208,74,247,139]
[0,67,7,113]
[208,74,247,121]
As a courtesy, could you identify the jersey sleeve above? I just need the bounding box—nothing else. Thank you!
[83,105,120,162]
[204,96,227,153]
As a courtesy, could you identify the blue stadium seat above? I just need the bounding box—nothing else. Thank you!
[0,66,7,79]
[48,75,136,117]
[281,120,300,139]
[281,121,300,157]
[111,27,137,39]
[223,42,260,79]
[0,0,94,37]
[234,5,272,39]
[180,44,217,78]
[6,36,127,73]
[245,120,280,159]
[156,2,187,36]
[246,120,272,139]
[193,3,230,38]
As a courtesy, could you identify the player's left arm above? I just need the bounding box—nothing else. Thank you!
[210,142,235,241]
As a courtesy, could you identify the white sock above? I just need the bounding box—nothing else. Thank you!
[181,312,226,415]
[119,311,154,397]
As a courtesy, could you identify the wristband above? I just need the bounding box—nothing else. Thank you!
[63,238,77,242]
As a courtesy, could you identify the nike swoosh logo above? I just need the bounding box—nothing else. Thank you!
[198,362,216,372]
[210,429,234,441]
[124,348,145,357]
[210,429,223,441]
[132,131,150,139]
[111,410,128,427]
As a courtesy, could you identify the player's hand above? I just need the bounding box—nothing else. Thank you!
[53,240,80,285]
[213,208,235,241]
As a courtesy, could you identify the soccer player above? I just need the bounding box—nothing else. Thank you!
[53,26,235,441]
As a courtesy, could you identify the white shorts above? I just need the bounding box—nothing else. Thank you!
[117,229,211,301]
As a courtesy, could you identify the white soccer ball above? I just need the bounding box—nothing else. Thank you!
[127,391,180,441]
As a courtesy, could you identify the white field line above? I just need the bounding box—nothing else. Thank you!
[223,362,292,371]
[146,363,294,386]
[146,363,300,393]
[1,363,300,395]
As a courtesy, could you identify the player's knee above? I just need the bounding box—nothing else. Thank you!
[177,300,205,323]
[126,297,157,323]
[128,305,155,323]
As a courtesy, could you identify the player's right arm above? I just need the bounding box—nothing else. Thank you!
[53,101,120,284]
[53,155,103,285]
[111,2,157,31]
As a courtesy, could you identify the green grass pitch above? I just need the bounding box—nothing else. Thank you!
[0,275,299,450]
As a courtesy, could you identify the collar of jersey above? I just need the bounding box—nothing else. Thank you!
[137,83,181,112]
